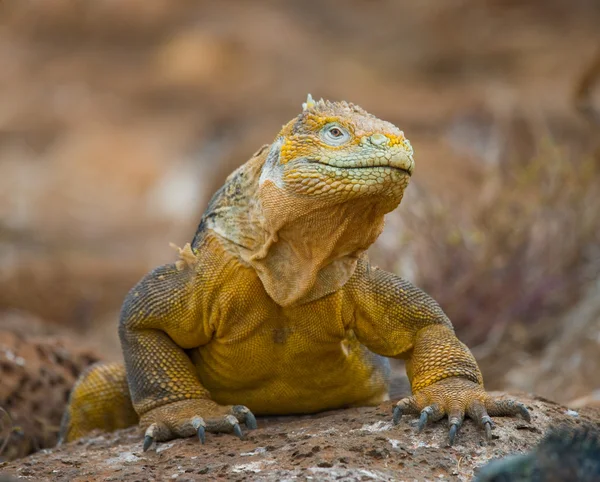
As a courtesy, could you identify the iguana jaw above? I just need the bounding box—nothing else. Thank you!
[282,159,411,201]
[307,142,414,175]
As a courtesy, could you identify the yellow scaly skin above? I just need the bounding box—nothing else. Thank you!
[59,96,530,450]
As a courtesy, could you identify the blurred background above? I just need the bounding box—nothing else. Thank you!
[1,0,599,459]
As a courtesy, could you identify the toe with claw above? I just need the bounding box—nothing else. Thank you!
[139,400,257,451]
[392,377,531,446]
[192,416,206,444]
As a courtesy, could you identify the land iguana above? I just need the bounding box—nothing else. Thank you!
[59,95,530,451]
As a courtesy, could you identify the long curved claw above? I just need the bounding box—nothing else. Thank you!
[417,405,442,433]
[467,400,495,442]
[143,422,160,452]
[392,396,419,426]
[448,422,460,446]
[232,405,258,430]
[233,423,243,439]
[192,416,206,444]
[221,414,244,439]
[143,434,154,452]
[392,405,403,425]
[483,418,493,441]
[244,411,258,430]
[447,409,464,447]
[418,408,430,432]
[486,399,531,423]
[197,425,206,444]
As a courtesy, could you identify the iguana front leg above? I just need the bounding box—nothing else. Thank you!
[119,262,256,451]
[345,260,530,445]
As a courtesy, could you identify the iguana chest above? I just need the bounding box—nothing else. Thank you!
[190,259,389,414]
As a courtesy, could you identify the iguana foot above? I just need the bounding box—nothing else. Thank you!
[140,400,257,452]
[392,377,530,446]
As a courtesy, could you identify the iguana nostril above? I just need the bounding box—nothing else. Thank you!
[370,133,389,146]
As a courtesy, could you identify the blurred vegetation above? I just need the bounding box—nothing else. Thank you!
[400,126,599,345]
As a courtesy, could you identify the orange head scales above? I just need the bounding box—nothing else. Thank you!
[259,94,415,203]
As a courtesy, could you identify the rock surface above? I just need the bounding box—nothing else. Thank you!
[0,313,101,460]
[1,395,599,481]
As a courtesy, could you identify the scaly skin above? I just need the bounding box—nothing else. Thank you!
[60,95,530,450]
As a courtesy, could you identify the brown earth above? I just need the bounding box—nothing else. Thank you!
[1,396,599,482]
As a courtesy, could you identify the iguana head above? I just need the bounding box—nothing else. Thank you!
[204,95,415,306]
[259,94,414,203]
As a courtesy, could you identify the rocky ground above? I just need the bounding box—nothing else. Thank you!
[1,395,599,481]
[0,314,101,460]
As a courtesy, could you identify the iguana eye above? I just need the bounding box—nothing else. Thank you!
[321,124,351,145]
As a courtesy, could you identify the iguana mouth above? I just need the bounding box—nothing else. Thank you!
[312,156,414,176]
[307,148,414,176]
[340,165,413,175]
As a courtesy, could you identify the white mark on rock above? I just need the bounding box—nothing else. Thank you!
[231,460,275,473]
[359,469,387,480]
[388,438,401,449]
[354,421,392,433]
[105,451,141,465]
[240,446,267,456]
[308,467,388,480]
[413,440,440,449]
[156,442,175,453]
